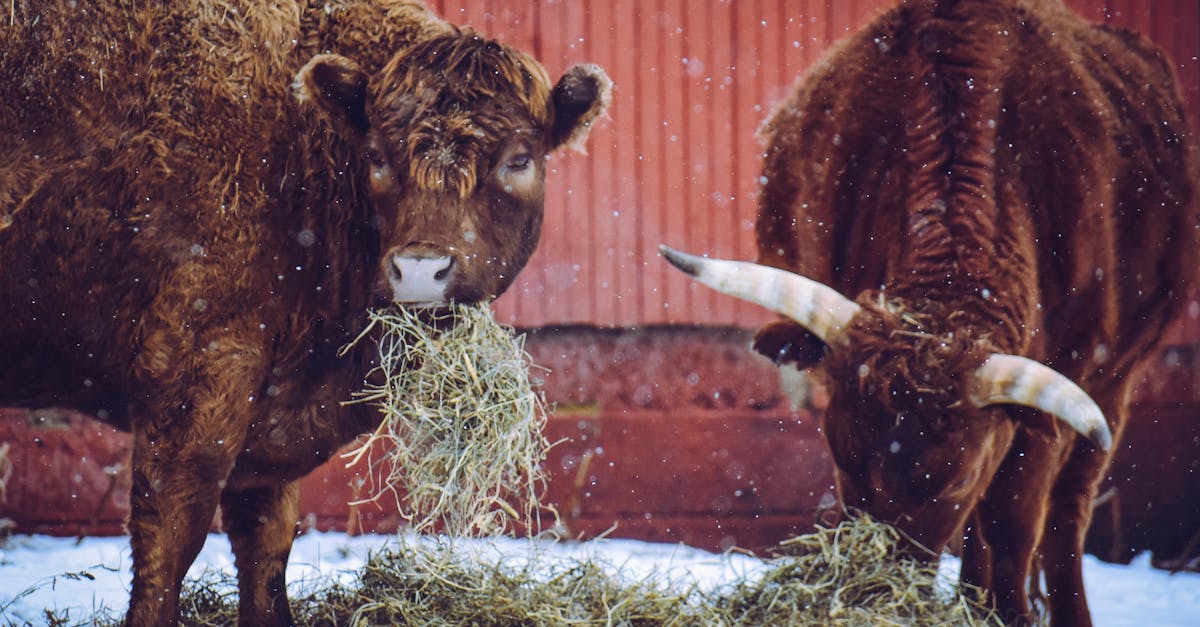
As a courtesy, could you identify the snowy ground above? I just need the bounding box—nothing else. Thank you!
[2,531,1199,625]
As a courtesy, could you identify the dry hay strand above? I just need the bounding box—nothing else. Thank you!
[339,303,551,537]
[720,515,1003,626]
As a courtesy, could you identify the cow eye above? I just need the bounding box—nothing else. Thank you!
[505,153,533,172]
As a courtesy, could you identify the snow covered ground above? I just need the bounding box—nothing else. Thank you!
[2,531,1199,625]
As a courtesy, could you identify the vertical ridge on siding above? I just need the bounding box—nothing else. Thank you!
[1065,0,1110,23]
[629,0,649,326]
[659,0,693,324]
[561,0,591,326]
[731,0,756,325]
[709,1,736,324]
[637,0,665,324]
[578,0,601,325]
[611,0,640,327]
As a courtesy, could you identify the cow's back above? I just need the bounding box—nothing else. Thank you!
[756,0,1197,377]
[0,1,442,419]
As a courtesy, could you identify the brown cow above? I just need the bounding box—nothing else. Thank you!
[662,0,1197,624]
[0,1,609,624]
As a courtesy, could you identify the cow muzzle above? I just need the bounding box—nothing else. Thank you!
[385,245,458,305]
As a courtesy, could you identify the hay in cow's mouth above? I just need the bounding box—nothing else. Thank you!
[339,303,551,537]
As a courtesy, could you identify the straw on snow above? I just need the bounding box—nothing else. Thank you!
[720,516,1002,626]
[132,515,999,626]
[339,304,551,537]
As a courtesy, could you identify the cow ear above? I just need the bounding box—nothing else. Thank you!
[294,54,370,136]
[548,63,612,153]
[752,320,829,370]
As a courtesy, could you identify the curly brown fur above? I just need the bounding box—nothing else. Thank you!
[754,0,1198,624]
[373,31,553,198]
[826,295,989,420]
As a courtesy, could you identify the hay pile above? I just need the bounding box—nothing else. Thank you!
[720,517,1001,626]
[329,517,1000,626]
[318,541,711,626]
[340,304,551,537]
[66,516,995,626]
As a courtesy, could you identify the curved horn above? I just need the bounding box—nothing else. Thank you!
[968,353,1112,451]
[658,245,861,347]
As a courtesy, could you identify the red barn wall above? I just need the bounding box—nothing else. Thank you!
[3,1,1200,561]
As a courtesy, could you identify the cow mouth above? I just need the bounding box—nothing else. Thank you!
[390,298,446,309]
[371,294,450,314]
[373,294,491,310]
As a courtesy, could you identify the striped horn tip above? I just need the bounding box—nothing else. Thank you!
[657,244,861,347]
[968,353,1113,451]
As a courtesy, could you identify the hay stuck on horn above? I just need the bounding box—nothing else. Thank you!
[339,304,551,537]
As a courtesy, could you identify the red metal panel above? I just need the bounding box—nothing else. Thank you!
[635,0,668,323]
[1065,0,1111,23]
[657,0,696,324]
[1109,0,1154,41]
[679,1,716,323]
[707,2,738,324]
[573,0,604,324]
[610,0,643,327]
[557,0,598,326]
[830,0,856,41]
[732,0,766,326]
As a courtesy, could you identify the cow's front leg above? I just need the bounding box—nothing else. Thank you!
[1041,435,1115,626]
[960,510,994,591]
[970,428,1061,626]
[124,424,240,626]
[220,481,301,627]
[1041,385,1125,627]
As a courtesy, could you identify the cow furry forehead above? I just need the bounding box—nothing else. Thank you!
[823,295,991,421]
[371,29,554,128]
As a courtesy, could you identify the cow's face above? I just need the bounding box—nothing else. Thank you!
[815,298,1017,554]
[826,413,1014,556]
[295,32,611,305]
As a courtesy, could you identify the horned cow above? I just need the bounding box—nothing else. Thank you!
[0,1,609,624]
[663,0,1197,624]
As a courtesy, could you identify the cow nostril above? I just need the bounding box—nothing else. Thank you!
[434,258,454,282]
[387,253,455,303]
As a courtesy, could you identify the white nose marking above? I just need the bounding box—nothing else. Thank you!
[390,255,454,303]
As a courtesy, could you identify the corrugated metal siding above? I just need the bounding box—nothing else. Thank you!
[430,1,1200,331]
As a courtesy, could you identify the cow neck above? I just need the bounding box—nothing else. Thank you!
[890,1,1035,354]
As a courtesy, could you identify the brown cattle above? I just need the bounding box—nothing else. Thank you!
[0,1,609,624]
[662,0,1197,624]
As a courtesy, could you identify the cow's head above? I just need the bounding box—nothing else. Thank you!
[659,246,1111,554]
[294,29,611,305]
